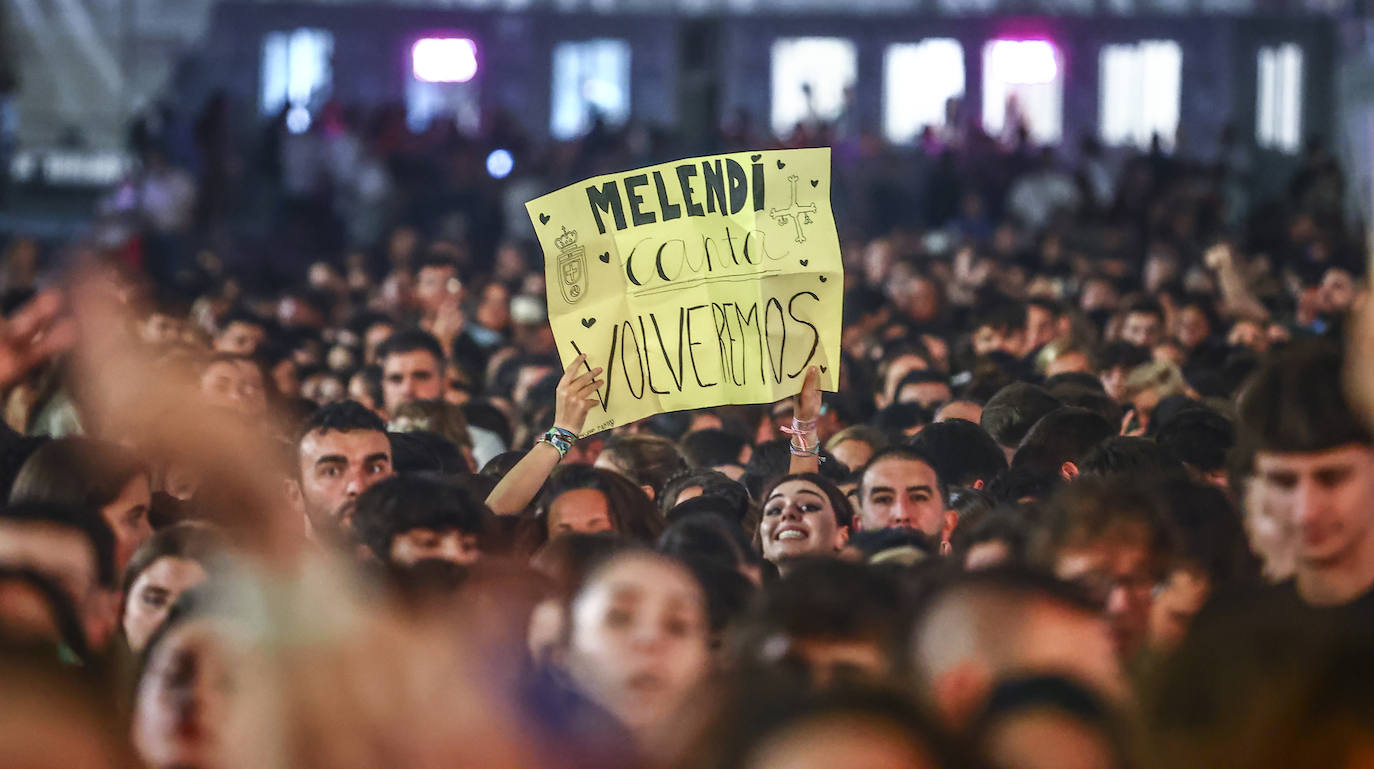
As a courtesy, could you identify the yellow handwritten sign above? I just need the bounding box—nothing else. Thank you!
[527,148,843,436]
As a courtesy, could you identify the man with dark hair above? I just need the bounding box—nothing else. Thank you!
[906,419,1007,490]
[352,475,490,567]
[856,446,954,547]
[290,401,394,535]
[213,310,269,356]
[1032,475,1176,659]
[1096,342,1151,403]
[1012,407,1116,481]
[1236,342,1374,613]
[980,383,1062,461]
[1024,298,1064,356]
[893,370,953,411]
[415,255,463,329]
[1120,299,1166,349]
[1078,436,1182,478]
[1154,407,1235,488]
[376,329,446,415]
[972,301,1028,358]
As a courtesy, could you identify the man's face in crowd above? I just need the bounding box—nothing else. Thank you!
[390,528,480,567]
[382,350,443,414]
[416,265,460,317]
[973,324,1023,357]
[1121,312,1163,349]
[1251,445,1374,583]
[882,355,928,405]
[1177,306,1211,349]
[1052,533,1157,659]
[200,360,268,417]
[858,457,946,537]
[1100,365,1132,403]
[296,428,393,529]
[830,439,876,475]
[214,321,266,356]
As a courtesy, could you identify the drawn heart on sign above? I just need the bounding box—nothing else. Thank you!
[581,318,596,328]
[599,251,611,264]
[751,154,762,162]
[810,179,819,188]
[820,365,828,373]
[776,160,786,170]
[539,213,551,225]
[800,259,809,267]
[819,276,828,283]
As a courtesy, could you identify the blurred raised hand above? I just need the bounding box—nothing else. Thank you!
[0,291,76,392]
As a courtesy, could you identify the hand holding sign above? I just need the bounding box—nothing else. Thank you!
[553,354,605,436]
[528,148,843,436]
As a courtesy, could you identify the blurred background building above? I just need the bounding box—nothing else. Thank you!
[1,0,1370,257]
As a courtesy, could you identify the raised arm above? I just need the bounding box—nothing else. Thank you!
[786,366,823,475]
[485,354,603,516]
[1206,243,1269,323]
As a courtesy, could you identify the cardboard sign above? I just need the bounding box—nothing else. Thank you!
[527,148,843,436]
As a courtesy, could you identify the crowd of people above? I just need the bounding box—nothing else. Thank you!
[2,90,1373,769]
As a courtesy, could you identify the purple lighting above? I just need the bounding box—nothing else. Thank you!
[412,38,479,83]
[987,39,1058,85]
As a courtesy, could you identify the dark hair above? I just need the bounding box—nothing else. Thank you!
[0,500,117,590]
[1155,476,1259,586]
[352,475,493,563]
[537,465,665,544]
[727,560,905,674]
[1124,298,1166,322]
[675,679,958,769]
[741,438,847,500]
[657,513,758,572]
[974,300,1028,333]
[678,429,749,469]
[986,465,1063,504]
[598,434,688,498]
[1236,341,1370,460]
[949,506,1034,567]
[9,439,149,564]
[658,468,750,522]
[121,523,227,597]
[858,446,948,505]
[530,531,634,601]
[376,328,446,366]
[1096,341,1151,371]
[462,401,514,451]
[894,369,952,398]
[1155,407,1235,475]
[906,419,1007,488]
[760,473,856,531]
[217,309,267,334]
[1012,407,1115,476]
[980,384,1062,449]
[1052,387,1125,427]
[1033,474,1176,577]
[388,430,469,474]
[1078,436,1183,478]
[1044,371,1105,395]
[870,402,934,437]
[971,674,1127,767]
[296,400,387,446]
[352,364,385,408]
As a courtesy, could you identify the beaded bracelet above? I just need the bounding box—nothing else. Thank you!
[781,416,823,459]
[538,426,579,458]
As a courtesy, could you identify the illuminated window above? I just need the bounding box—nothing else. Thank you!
[770,37,858,138]
[1257,43,1303,153]
[412,38,479,84]
[884,40,965,144]
[1099,40,1182,150]
[260,28,334,132]
[551,39,632,140]
[982,39,1063,145]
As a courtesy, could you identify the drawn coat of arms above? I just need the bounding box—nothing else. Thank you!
[556,226,588,305]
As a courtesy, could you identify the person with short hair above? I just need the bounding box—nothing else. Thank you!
[595,433,689,501]
[1032,475,1176,659]
[907,418,1008,490]
[376,329,447,415]
[1236,341,1374,615]
[352,475,491,567]
[855,446,954,548]
[980,384,1062,461]
[290,400,393,537]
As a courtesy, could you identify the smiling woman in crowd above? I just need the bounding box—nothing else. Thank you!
[757,473,854,574]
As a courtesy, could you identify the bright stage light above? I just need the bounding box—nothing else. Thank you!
[412,38,479,83]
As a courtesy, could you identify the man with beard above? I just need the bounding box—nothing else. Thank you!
[290,401,394,539]
[854,447,955,549]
